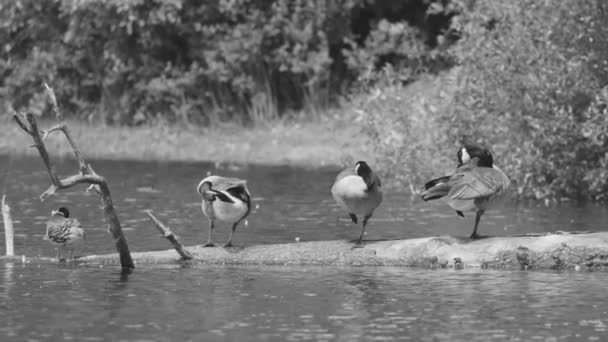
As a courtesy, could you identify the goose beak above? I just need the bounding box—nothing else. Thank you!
[51,210,58,216]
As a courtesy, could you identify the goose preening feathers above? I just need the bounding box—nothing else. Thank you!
[197,175,251,247]
[421,145,510,238]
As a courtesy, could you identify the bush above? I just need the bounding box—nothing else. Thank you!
[356,0,608,201]
[348,65,458,192]
[0,0,457,125]
[447,0,608,200]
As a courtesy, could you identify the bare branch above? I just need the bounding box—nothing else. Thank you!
[41,174,104,201]
[44,83,61,120]
[61,125,88,173]
[12,85,134,269]
[86,184,103,197]
[22,113,62,187]
[12,110,32,135]
[145,211,193,260]
[38,123,87,174]
[40,124,66,141]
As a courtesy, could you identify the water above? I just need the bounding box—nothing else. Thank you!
[1,155,608,341]
[1,264,607,341]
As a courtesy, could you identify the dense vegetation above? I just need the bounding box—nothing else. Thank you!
[2,0,607,201]
[356,0,608,201]
[0,0,457,124]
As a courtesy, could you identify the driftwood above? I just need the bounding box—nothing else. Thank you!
[145,210,193,260]
[45,231,608,271]
[11,85,134,269]
[1,195,14,256]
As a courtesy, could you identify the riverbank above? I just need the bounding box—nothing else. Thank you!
[0,115,371,167]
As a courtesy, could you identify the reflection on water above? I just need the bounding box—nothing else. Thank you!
[1,155,608,340]
[0,263,606,341]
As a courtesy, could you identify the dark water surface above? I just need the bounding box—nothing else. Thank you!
[1,155,608,341]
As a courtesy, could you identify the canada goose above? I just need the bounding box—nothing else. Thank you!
[44,207,86,261]
[197,175,251,247]
[331,161,383,246]
[421,145,511,238]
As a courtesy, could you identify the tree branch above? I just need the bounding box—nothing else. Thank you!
[40,123,88,174]
[44,83,61,120]
[12,110,32,135]
[41,174,104,201]
[12,86,134,269]
[145,211,193,260]
[21,113,62,186]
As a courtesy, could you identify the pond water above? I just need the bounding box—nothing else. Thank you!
[1,155,608,341]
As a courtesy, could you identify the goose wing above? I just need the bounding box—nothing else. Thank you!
[447,166,510,200]
[199,175,247,192]
[214,178,247,192]
[46,218,81,243]
[371,173,382,188]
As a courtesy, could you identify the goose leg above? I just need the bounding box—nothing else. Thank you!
[470,210,485,239]
[58,245,65,262]
[353,214,372,248]
[203,219,215,247]
[224,223,238,248]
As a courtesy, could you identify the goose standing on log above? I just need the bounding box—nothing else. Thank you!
[197,175,251,247]
[44,207,86,261]
[331,161,383,246]
[421,145,511,239]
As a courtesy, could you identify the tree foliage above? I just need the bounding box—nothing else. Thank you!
[358,0,608,201]
[0,0,457,125]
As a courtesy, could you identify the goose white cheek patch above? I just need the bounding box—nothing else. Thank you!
[461,148,471,164]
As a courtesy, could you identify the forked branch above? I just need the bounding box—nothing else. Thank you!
[11,86,134,269]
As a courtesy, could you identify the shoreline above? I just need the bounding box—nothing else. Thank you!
[0,118,371,167]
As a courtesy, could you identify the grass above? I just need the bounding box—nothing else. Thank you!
[0,113,373,168]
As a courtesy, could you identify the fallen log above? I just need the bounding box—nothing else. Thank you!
[61,231,608,271]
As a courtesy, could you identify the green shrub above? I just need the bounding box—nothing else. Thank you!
[348,65,458,192]
[356,0,608,201]
[447,0,607,200]
[0,0,457,125]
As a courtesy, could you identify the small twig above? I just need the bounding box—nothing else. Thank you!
[86,184,103,197]
[40,124,66,141]
[62,127,88,174]
[39,123,87,174]
[145,210,193,260]
[23,113,62,187]
[11,109,32,135]
[44,83,61,120]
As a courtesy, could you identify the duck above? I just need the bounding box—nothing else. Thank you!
[331,161,383,246]
[421,144,511,239]
[44,207,86,261]
[196,175,251,247]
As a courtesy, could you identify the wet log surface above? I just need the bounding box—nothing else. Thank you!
[41,231,607,271]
